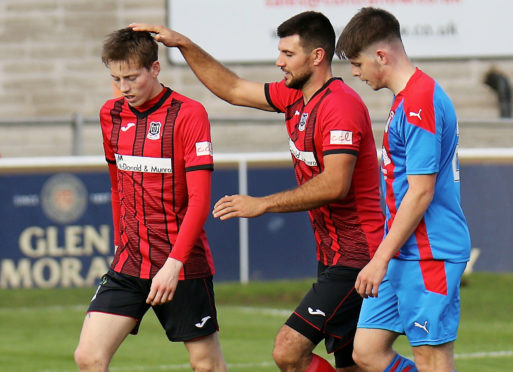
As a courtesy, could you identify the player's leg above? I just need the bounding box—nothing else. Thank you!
[74,312,137,371]
[154,276,226,371]
[396,260,465,372]
[411,342,454,372]
[353,328,406,371]
[272,324,319,371]
[353,274,416,371]
[184,332,227,372]
[74,270,151,371]
[273,264,362,371]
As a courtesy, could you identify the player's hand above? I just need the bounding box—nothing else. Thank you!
[146,258,183,306]
[212,194,266,220]
[130,23,184,48]
[355,256,388,298]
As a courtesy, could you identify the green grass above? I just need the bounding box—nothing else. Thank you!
[0,272,512,371]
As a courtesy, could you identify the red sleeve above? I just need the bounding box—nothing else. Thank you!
[265,80,301,113]
[108,162,120,247]
[100,100,118,163]
[320,93,369,156]
[169,169,211,263]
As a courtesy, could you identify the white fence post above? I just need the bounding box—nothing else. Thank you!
[238,159,249,284]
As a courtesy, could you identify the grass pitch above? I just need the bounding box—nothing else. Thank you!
[0,272,512,371]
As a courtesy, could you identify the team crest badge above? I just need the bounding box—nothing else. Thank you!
[147,121,162,140]
[298,113,308,131]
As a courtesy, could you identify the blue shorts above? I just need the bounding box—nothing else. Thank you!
[357,259,466,346]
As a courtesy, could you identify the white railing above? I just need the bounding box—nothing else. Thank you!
[1,115,513,156]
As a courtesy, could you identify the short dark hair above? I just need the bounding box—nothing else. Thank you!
[336,7,401,60]
[101,27,158,69]
[277,11,335,63]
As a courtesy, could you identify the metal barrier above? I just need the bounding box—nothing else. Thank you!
[1,115,513,156]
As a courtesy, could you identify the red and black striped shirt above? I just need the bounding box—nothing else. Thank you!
[265,78,384,269]
[100,86,215,279]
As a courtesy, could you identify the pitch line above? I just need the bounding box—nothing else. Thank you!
[41,351,513,372]
[455,350,513,359]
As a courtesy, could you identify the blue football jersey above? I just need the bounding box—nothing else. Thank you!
[381,69,470,262]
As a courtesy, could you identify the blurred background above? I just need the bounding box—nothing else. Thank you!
[1,0,512,289]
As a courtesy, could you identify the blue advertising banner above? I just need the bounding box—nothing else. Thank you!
[1,160,512,288]
[0,172,113,289]
[0,165,316,288]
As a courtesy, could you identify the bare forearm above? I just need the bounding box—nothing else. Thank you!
[177,37,242,104]
[374,183,434,262]
[263,172,348,213]
[130,23,270,110]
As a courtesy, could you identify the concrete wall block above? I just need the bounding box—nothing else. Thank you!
[62,0,117,13]
[1,17,61,43]
[3,61,55,74]
[5,0,58,12]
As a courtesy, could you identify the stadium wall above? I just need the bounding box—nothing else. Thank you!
[0,0,512,122]
[0,152,511,289]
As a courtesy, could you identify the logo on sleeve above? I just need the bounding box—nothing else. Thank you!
[147,122,162,140]
[196,141,213,156]
[330,130,353,145]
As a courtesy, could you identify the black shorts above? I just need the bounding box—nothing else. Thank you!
[88,269,219,342]
[285,263,362,368]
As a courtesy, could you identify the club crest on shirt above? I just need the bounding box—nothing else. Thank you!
[147,121,162,140]
[298,113,308,131]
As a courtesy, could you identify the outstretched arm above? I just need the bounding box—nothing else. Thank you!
[212,153,356,219]
[130,23,273,111]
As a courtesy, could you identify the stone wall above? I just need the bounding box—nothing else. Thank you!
[0,0,512,157]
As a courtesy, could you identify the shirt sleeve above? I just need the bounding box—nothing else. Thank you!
[107,162,120,247]
[320,95,367,157]
[168,169,211,263]
[402,93,441,175]
[264,80,300,113]
[99,102,117,163]
[179,101,214,172]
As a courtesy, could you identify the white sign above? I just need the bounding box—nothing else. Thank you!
[167,0,513,63]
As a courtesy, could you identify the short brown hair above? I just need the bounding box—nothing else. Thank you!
[277,11,335,63]
[336,7,401,60]
[101,27,158,69]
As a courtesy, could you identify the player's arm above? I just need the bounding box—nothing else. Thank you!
[355,173,436,298]
[213,153,356,219]
[107,162,120,249]
[146,169,211,306]
[130,23,272,112]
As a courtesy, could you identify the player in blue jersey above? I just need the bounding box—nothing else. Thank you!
[336,7,471,372]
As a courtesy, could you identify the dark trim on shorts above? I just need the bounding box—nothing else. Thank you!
[285,263,362,368]
[87,270,219,342]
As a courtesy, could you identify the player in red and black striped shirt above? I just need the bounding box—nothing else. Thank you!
[74,28,227,372]
[133,11,384,372]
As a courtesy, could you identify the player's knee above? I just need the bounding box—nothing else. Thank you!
[273,342,303,370]
[74,345,108,371]
[189,354,226,372]
[273,327,312,370]
[352,341,371,369]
